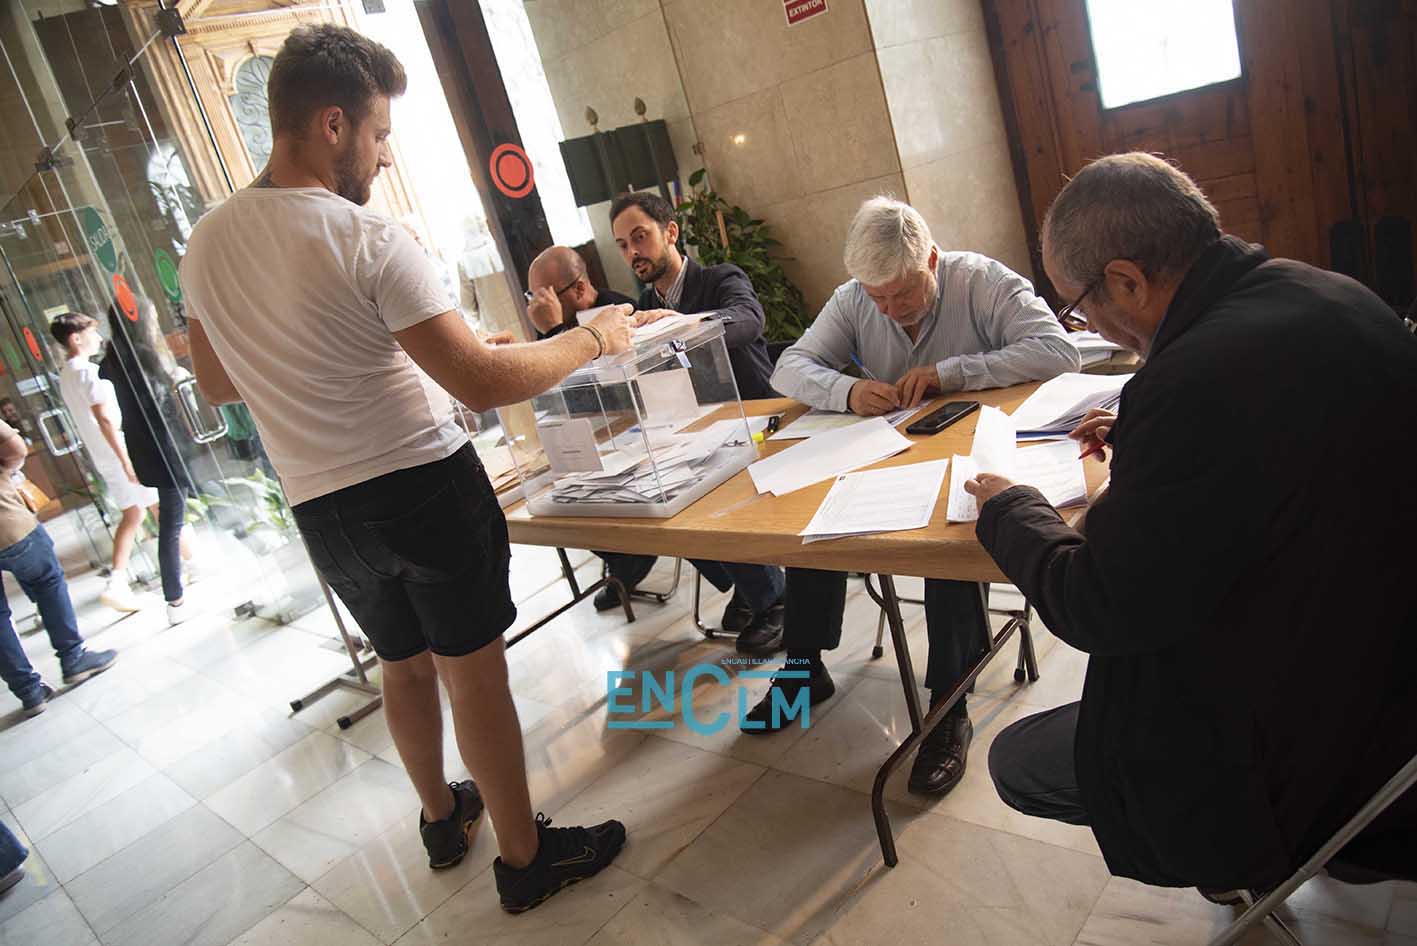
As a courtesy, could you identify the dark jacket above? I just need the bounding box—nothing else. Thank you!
[977,237,1417,889]
[99,323,194,494]
[637,257,775,400]
[536,288,636,341]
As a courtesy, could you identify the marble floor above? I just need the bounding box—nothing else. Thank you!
[2,522,1414,946]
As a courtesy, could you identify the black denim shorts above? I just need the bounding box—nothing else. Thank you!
[292,444,516,661]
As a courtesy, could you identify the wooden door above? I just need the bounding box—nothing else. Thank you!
[985,0,1360,303]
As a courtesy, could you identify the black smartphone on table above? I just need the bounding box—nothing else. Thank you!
[905,400,981,435]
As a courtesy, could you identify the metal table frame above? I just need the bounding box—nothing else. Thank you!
[862,575,1038,866]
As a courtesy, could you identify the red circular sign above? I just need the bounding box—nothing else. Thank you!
[113,273,139,322]
[489,143,535,199]
[22,327,41,361]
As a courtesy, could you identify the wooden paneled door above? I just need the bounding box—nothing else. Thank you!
[984,0,1414,313]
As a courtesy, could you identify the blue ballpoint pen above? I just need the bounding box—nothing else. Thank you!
[849,353,878,381]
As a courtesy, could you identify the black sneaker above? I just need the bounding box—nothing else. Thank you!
[493,812,626,913]
[741,659,834,733]
[420,780,485,869]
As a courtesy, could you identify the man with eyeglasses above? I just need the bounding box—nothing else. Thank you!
[970,152,1417,898]
[525,246,635,340]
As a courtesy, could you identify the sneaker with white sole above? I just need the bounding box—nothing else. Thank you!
[99,580,145,613]
[166,600,190,626]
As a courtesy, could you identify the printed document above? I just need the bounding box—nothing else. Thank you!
[748,417,912,496]
[947,406,1087,521]
[799,459,949,543]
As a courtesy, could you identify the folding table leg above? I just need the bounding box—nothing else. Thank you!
[870,580,1025,868]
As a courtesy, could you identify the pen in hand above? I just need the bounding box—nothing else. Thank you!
[1078,439,1105,461]
[849,353,878,382]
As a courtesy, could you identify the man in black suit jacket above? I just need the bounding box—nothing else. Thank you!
[969,153,1417,894]
[597,192,786,652]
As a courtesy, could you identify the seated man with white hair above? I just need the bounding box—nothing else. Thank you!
[746,197,1079,797]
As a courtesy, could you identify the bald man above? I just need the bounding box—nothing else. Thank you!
[527,246,635,340]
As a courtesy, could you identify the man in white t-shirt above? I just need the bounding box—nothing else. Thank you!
[181,24,634,914]
[51,312,156,613]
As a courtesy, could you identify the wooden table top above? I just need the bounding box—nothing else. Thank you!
[503,382,1112,582]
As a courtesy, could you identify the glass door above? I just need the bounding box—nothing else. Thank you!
[0,3,318,622]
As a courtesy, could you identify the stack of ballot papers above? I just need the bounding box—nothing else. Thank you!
[576,306,704,344]
[1007,372,1129,440]
[1068,330,1126,367]
[946,405,1088,521]
[798,459,949,543]
[545,418,751,505]
[770,406,919,440]
[748,416,912,496]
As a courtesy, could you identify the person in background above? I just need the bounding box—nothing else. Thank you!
[0,400,33,444]
[51,312,157,614]
[0,822,27,897]
[972,152,1417,896]
[525,245,635,340]
[181,24,630,913]
[0,416,117,717]
[759,196,1078,797]
[100,300,197,626]
[602,192,786,652]
[526,245,656,605]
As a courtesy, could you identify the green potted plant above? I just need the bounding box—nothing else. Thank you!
[675,169,810,345]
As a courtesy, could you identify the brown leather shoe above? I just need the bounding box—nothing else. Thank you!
[908,711,973,796]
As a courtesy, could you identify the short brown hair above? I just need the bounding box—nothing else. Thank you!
[266,24,407,135]
[49,312,96,348]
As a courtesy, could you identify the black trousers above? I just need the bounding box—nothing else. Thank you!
[784,568,989,695]
[595,551,784,613]
[988,700,1089,826]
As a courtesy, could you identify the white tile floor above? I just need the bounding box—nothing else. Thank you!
[2,528,1415,946]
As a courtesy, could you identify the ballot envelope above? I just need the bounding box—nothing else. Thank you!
[497,318,758,518]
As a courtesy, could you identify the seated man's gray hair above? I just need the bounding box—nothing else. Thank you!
[1044,152,1221,290]
[843,196,934,286]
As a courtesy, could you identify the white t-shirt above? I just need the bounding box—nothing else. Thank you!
[57,356,127,479]
[180,186,466,505]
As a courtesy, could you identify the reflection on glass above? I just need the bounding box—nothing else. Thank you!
[228,55,276,172]
[1084,0,1242,109]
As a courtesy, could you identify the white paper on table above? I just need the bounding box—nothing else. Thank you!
[771,406,921,441]
[947,408,1087,522]
[637,369,699,421]
[770,409,863,440]
[799,459,949,543]
[747,417,912,497]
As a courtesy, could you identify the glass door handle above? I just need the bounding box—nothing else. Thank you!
[174,377,229,444]
[37,408,82,456]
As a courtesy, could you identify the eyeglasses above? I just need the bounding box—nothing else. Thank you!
[1056,275,1101,331]
[523,275,582,304]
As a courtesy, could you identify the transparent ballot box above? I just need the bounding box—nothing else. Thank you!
[498,319,757,518]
